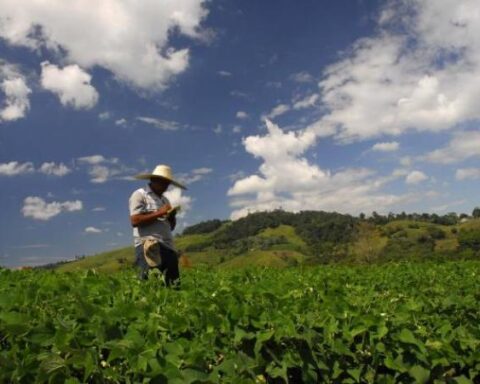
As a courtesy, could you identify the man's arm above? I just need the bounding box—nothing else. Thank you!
[130,204,172,227]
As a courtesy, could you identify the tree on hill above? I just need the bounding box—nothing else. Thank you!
[472,207,480,218]
[183,219,227,235]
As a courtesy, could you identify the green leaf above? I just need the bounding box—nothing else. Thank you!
[39,354,66,374]
[181,368,209,383]
[0,312,30,335]
[409,365,430,383]
[266,364,287,381]
[454,376,473,384]
[348,368,362,382]
[398,329,418,344]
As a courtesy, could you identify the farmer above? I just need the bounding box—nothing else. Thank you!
[129,164,186,285]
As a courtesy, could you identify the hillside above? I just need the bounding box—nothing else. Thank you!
[53,211,480,272]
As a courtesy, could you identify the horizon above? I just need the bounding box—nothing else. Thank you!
[1,0,480,267]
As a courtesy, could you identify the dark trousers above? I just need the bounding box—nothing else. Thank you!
[135,242,180,286]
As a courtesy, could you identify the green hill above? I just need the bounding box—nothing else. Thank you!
[50,211,480,272]
[56,246,135,273]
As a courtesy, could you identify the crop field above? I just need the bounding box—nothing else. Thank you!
[1,262,479,383]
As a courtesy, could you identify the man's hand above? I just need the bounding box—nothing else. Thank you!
[156,204,172,218]
[130,203,172,227]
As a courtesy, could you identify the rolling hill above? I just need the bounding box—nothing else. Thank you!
[53,211,480,273]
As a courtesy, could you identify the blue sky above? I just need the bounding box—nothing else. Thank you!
[1,0,480,267]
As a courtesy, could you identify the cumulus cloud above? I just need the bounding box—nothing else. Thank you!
[456,168,480,181]
[218,70,232,77]
[228,120,411,219]
[293,94,318,110]
[0,0,209,90]
[136,117,180,130]
[22,196,82,220]
[423,131,480,164]
[405,170,428,185]
[85,226,102,233]
[307,0,480,142]
[290,71,314,83]
[0,161,34,176]
[178,167,212,184]
[38,162,71,176]
[264,104,290,120]
[372,141,400,152]
[400,156,413,167]
[0,63,31,122]
[77,155,118,165]
[236,111,248,119]
[98,111,111,120]
[40,62,98,109]
[77,154,133,183]
[0,161,70,177]
[115,118,127,127]
[164,188,192,218]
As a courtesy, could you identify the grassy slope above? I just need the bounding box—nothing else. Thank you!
[219,250,307,269]
[56,246,135,273]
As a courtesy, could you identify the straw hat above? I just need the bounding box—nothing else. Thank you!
[143,238,162,267]
[134,164,186,190]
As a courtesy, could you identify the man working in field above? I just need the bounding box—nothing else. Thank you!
[129,164,186,285]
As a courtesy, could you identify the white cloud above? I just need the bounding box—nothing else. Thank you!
[77,154,132,183]
[40,62,98,109]
[0,0,209,90]
[218,70,232,77]
[400,156,413,167]
[372,141,400,152]
[86,165,111,183]
[136,116,180,130]
[22,196,82,220]
[213,124,222,134]
[430,199,466,213]
[290,71,314,83]
[293,94,318,110]
[236,111,248,119]
[228,120,411,219]
[424,131,480,164]
[232,125,242,134]
[392,168,409,177]
[164,188,192,218]
[98,111,111,120]
[307,0,480,142]
[406,170,428,185]
[92,207,106,212]
[456,168,480,181]
[0,63,31,122]
[265,104,290,120]
[230,90,249,99]
[38,162,71,176]
[178,167,212,184]
[115,118,127,127]
[0,161,34,176]
[228,170,246,182]
[85,226,102,233]
[77,155,117,165]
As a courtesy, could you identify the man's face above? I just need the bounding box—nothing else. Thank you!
[149,177,170,195]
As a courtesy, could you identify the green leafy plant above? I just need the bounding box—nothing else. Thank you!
[3,263,479,383]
